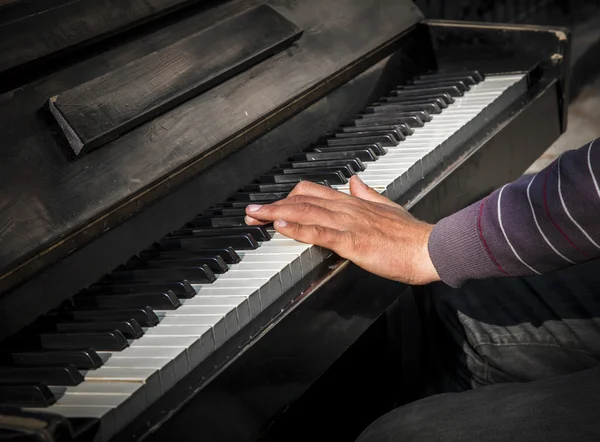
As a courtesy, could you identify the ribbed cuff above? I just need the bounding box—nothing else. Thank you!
[427,202,503,288]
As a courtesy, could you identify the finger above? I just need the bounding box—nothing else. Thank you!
[288,180,351,200]
[273,219,342,249]
[263,194,339,211]
[244,215,268,226]
[349,175,398,207]
[246,202,341,229]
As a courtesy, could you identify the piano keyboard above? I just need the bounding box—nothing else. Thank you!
[0,70,526,441]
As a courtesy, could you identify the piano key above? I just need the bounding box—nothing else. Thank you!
[55,320,144,339]
[359,109,432,122]
[352,114,424,128]
[159,235,259,251]
[0,365,83,386]
[144,325,218,356]
[40,331,129,352]
[142,247,241,264]
[180,296,251,329]
[231,191,287,202]
[410,76,476,87]
[99,357,177,396]
[379,96,450,108]
[68,308,159,327]
[158,313,234,341]
[259,171,348,185]
[334,130,406,143]
[418,70,484,82]
[109,266,216,284]
[82,366,162,405]
[403,79,470,92]
[270,165,356,179]
[0,383,57,407]
[183,288,260,322]
[76,291,181,310]
[172,226,271,242]
[313,143,386,156]
[157,305,239,338]
[97,347,189,383]
[292,149,378,162]
[326,134,398,147]
[390,85,464,98]
[280,158,365,173]
[341,124,413,136]
[128,336,205,371]
[12,350,104,370]
[90,281,197,298]
[142,257,229,274]
[243,181,331,193]
[366,102,442,114]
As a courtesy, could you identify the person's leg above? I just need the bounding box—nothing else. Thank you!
[425,259,600,391]
[356,366,600,442]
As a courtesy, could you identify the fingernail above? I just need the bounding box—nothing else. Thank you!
[245,216,257,224]
[247,204,262,212]
[275,219,287,228]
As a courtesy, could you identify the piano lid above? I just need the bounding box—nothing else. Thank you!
[0,0,422,293]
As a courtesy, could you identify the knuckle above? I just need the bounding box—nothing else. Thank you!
[292,181,313,195]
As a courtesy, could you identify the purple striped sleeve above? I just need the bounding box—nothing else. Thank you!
[427,138,600,288]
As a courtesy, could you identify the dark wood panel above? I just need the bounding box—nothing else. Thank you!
[0,0,206,74]
[50,4,303,156]
[0,0,422,294]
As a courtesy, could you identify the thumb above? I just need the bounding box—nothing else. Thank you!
[349,175,397,207]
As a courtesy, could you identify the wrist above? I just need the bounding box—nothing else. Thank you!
[416,222,441,285]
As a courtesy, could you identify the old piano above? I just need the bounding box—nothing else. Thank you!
[0,0,569,440]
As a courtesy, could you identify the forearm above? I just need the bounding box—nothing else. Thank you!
[428,138,600,288]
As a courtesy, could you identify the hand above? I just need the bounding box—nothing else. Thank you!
[245,176,440,285]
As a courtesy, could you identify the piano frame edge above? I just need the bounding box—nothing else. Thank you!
[114,71,567,442]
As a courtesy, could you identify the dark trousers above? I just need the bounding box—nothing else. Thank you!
[357,259,600,441]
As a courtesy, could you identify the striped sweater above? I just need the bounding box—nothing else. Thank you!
[428,138,600,288]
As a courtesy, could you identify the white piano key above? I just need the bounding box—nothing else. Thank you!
[129,335,205,370]
[157,305,239,338]
[99,357,177,394]
[190,286,261,318]
[100,346,189,382]
[144,325,217,357]
[82,367,162,404]
[159,313,232,341]
[181,296,251,329]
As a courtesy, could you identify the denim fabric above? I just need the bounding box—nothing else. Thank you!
[355,259,600,441]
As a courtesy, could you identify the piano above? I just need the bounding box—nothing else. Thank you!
[0,0,569,440]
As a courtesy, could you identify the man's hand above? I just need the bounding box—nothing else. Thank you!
[245,176,440,285]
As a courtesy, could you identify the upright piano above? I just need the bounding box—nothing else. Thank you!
[0,0,569,441]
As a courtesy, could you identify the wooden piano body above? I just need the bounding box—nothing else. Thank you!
[0,0,569,440]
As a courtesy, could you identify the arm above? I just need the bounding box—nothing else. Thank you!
[430,137,600,287]
[245,138,600,287]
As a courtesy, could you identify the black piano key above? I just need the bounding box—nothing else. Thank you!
[259,171,348,185]
[0,365,83,386]
[352,115,424,128]
[292,150,378,162]
[242,180,331,193]
[77,291,181,310]
[417,70,484,82]
[90,281,197,298]
[409,76,475,87]
[326,134,398,147]
[381,94,453,106]
[359,109,432,123]
[56,319,144,339]
[313,144,387,156]
[0,383,56,406]
[141,247,241,264]
[334,129,406,142]
[224,200,279,209]
[109,265,216,283]
[401,80,468,93]
[159,234,259,251]
[280,158,366,172]
[366,102,442,115]
[341,124,413,136]
[40,331,129,352]
[70,308,159,327]
[12,350,103,370]
[144,256,229,274]
[219,208,248,216]
[390,85,464,98]
[270,165,355,178]
[232,191,288,201]
[172,226,271,242]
